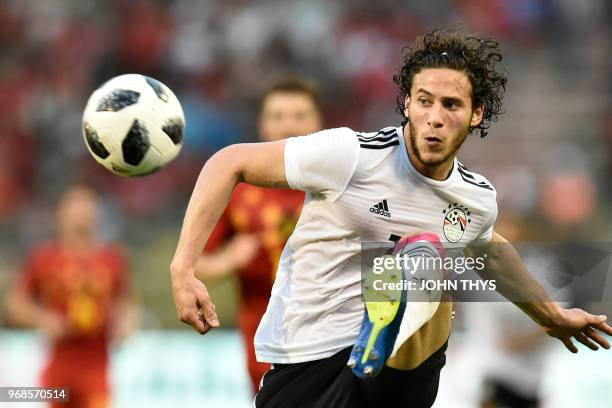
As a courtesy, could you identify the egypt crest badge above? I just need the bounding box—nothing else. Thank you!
[442,203,471,243]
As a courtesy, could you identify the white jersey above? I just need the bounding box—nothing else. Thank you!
[254,126,498,363]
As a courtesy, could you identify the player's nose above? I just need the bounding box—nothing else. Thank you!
[427,103,444,128]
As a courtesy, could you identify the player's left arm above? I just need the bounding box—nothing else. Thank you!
[465,231,612,353]
[110,251,140,343]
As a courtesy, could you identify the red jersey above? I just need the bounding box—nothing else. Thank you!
[21,242,128,375]
[205,184,304,307]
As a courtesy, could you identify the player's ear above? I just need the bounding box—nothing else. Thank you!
[470,104,484,127]
[403,95,411,118]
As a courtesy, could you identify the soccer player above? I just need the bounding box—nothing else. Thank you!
[170,29,612,407]
[6,185,136,408]
[195,79,322,393]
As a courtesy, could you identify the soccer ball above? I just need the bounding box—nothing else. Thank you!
[82,74,185,177]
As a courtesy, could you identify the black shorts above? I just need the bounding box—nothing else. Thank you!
[255,341,447,408]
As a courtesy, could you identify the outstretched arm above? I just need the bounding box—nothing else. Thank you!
[465,231,612,353]
[170,141,287,335]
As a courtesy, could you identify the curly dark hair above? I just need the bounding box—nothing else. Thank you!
[394,29,507,138]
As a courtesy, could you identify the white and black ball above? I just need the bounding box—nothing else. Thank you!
[82,74,185,177]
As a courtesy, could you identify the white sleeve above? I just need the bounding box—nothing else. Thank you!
[284,127,359,200]
[471,197,498,246]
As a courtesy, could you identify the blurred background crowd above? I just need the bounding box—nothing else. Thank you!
[1,0,611,406]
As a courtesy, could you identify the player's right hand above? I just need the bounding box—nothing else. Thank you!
[171,272,220,335]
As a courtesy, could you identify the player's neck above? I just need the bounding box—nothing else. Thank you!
[403,132,454,181]
[411,156,454,181]
[58,232,96,254]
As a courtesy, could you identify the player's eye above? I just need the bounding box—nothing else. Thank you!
[269,113,283,121]
[419,98,432,106]
[443,100,460,109]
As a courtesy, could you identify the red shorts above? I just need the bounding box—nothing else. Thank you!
[42,364,110,408]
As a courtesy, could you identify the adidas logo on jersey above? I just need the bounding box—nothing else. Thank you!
[370,200,391,218]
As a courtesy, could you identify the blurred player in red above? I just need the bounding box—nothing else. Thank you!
[196,79,322,393]
[7,185,137,408]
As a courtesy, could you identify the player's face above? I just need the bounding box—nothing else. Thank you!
[56,188,99,238]
[404,68,483,178]
[259,92,322,142]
